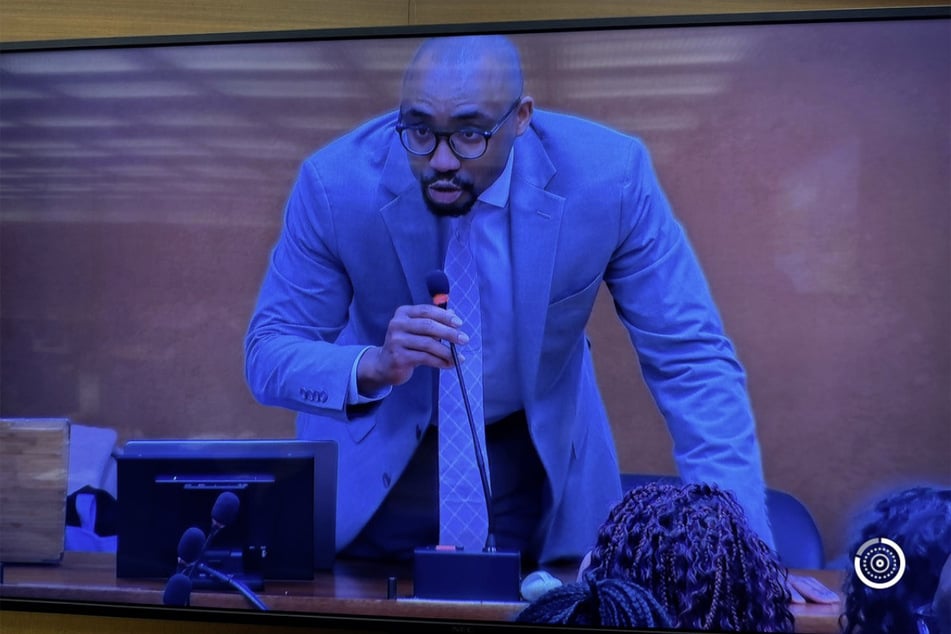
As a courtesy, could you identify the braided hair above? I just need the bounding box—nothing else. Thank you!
[515,573,673,628]
[585,481,794,632]
[842,485,951,634]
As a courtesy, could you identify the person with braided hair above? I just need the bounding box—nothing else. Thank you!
[515,574,673,628]
[578,481,794,632]
[841,485,951,634]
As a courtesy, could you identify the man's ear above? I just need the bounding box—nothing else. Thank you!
[515,96,534,135]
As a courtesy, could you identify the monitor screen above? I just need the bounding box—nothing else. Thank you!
[1,8,949,634]
[115,439,337,580]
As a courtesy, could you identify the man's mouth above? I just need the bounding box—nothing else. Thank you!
[427,181,463,205]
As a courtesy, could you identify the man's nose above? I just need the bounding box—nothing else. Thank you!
[429,137,461,172]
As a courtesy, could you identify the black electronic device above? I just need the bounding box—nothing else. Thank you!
[116,439,337,581]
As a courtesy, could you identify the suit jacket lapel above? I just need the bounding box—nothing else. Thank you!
[510,129,564,399]
[379,135,441,305]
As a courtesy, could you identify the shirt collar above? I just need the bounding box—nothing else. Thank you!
[477,148,514,209]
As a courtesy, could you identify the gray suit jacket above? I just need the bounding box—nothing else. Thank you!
[245,109,772,562]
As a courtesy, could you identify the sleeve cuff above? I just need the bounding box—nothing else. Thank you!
[347,346,392,405]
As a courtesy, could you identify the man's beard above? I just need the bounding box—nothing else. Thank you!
[420,174,477,218]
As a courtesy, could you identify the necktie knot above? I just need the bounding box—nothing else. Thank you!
[452,214,472,245]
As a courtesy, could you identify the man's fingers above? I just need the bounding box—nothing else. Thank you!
[372,304,470,386]
[400,304,463,327]
[387,331,455,367]
[395,304,467,345]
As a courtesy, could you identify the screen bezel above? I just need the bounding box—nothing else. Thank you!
[1,6,947,52]
[1,6,948,633]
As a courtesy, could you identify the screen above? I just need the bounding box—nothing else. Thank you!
[1,9,949,633]
[115,439,337,579]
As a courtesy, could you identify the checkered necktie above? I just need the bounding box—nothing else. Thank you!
[438,214,490,550]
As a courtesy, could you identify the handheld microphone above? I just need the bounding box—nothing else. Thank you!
[425,270,497,552]
[411,270,521,602]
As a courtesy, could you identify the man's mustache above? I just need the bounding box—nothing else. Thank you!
[422,173,474,192]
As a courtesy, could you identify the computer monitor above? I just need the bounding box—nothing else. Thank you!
[116,439,337,580]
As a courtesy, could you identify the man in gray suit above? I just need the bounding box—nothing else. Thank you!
[245,35,773,563]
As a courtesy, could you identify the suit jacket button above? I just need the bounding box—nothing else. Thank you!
[382,473,391,489]
[317,390,328,403]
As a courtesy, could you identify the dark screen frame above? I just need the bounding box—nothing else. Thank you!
[1,7,947,52]
[0,6,949,634]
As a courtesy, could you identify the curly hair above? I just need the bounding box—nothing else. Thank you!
[842,485,951,634]
[585,481,794,632]
[515,574,673,628]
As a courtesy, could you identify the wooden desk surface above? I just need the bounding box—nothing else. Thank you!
[0,552,845,633]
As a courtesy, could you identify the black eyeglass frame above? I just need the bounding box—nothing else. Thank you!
[395,97,523,160]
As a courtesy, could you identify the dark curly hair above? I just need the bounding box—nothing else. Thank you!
[515,574,673,628]
[842,485,951,634]
[585,481,794,632]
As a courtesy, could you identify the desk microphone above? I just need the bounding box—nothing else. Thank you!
[163,573,193,607]
[425,269,498,553]
[163,491,263,608]
[165,524,268,611]
[162,527,205,606]
[185,491,239,579]
[410,270,521,602]
[179,526,206,571]
[190,562,268,611]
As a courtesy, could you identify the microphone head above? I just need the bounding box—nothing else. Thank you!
[177,526,206,564]
[211,491,240,527]
[163,572,193,606]
[426,270,450,307]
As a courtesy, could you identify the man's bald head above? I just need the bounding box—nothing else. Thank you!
[402,35,524,104]
[397,35,533,217]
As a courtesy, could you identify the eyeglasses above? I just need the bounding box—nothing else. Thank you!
[396,98,522,160]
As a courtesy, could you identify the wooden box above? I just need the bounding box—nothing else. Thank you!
[0,418,70,563]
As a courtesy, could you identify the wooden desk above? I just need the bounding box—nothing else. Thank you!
[0,552,844,633]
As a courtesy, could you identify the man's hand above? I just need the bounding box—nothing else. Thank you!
[357,304,468,393]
